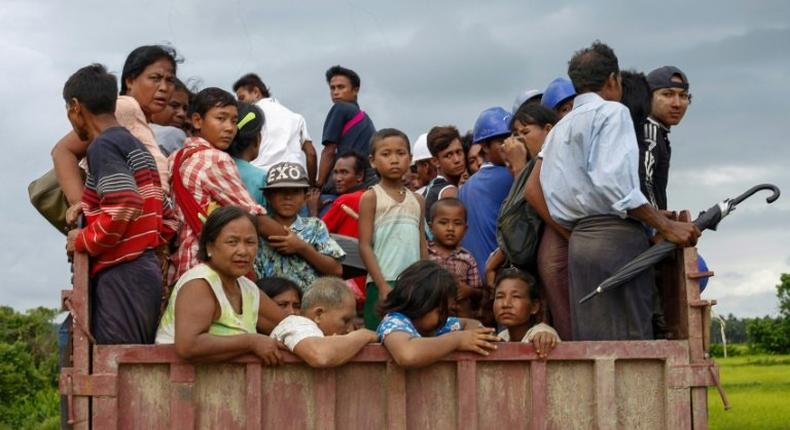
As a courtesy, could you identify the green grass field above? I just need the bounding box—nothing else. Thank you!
[708,354,790,429]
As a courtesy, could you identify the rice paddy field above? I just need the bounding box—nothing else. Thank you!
[707,354,790,429]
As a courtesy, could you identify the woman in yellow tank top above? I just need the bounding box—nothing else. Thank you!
[156,206,286,365]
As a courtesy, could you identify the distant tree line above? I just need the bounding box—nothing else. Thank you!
[0,306,59,430]
[711,273,790,354]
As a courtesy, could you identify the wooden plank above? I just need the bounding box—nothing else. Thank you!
[170,364,195,430]
[91,340,118,430]
[665,347,693,430]
[71,252,91,430]
[546,361,596,429]
[616,360,667,430]
[662,248,689,340]
[245,363,261,430]
[530,361,547,430]
[314,369,336,430]
[194,364,247,429]
[91,340,690,367]
[335,363,387,429]
[456,360,477,430]
[406,363,457,430]
[684,247,707,363]
[93,397,117,430]
[386,362,406,430]
[691,388,708,430]
[260,365,313,429]
[594,359,616,430]
[476,361,531,428]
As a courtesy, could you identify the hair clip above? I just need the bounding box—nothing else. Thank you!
[237,112,256,130]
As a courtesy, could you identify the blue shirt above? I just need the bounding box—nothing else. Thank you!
[459,163,513,278]
[540,92,649,229]
[321,101,375,157]
[233,158,267,208]
[377,312,462,341]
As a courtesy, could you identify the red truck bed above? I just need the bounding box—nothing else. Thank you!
[60,212,723,429]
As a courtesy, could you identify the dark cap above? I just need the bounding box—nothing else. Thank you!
[263,162,310,189]
[646,66,689,92]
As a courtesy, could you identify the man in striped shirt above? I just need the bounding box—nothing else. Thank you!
[64,64,175,344]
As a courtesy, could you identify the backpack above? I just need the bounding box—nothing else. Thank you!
[496,159,544,271]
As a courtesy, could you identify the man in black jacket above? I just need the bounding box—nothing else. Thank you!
[642,66,692,339]
[640,66,692,211]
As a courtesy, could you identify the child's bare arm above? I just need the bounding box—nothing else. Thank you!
[257,215,289,239]
[458,317,486,330]
[292,329,378,368]
[383,329,498,368]
[358,191,390,296]
[266,230,342,277]
[298,243,343,278]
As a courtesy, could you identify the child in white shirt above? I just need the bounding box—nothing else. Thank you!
[270,277,376,367]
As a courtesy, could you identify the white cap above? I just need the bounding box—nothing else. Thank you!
[512,89,542,114]
[411,132,431,166]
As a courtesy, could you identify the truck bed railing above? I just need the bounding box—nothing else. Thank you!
[60,211,724,429]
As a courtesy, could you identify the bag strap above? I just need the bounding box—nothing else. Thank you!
[171,146,209,236]
[341,111,366,137]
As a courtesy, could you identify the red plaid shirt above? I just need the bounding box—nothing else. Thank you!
[168,137,266,284]
[427,241,482,289]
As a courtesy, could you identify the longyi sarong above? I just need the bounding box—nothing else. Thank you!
[91,250,162,344]
[537,227,571,340]
[568,216,653,341]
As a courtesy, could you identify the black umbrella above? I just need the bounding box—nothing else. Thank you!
[330,234,368,279]
[579,184,781,304]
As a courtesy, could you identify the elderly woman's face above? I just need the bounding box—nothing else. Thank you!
[125,57,175,118]
[206,217,258,278]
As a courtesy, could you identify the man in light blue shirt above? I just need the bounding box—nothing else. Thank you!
[537,42,700,341]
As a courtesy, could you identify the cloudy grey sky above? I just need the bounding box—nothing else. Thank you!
[1,0,788,317]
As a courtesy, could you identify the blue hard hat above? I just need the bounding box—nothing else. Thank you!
[472,107,512,143]
[541,77,576,110]
[512,89,543,114]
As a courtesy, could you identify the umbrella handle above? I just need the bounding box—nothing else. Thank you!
[729,184,780,207]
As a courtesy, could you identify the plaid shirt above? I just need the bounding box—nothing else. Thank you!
[427,241,482,289]
[168,137,266,284]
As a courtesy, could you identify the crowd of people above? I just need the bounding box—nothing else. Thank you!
[54,39,700,368]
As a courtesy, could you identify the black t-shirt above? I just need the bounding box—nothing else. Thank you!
[639,117,672,210]
[422,176,451,225]
[321,101,375,158]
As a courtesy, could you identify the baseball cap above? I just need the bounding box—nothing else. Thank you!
[263,162,310,189]
[646,66,689,91]
[512,89,542,114]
